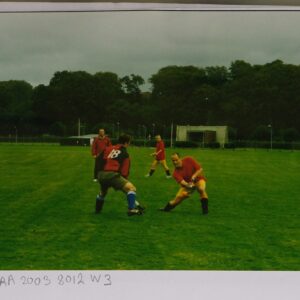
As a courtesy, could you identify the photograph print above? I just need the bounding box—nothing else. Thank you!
[0,9,300,270]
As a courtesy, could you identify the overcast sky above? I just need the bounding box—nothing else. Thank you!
[1,11,300,90]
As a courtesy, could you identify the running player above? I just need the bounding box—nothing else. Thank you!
[145,134,171,179]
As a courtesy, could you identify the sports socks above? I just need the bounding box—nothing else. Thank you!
[201,198,208,214]
[127,191,136,209]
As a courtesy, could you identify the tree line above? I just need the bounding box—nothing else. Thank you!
[1,59,300,142]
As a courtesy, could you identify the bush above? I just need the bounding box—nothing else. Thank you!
[251,125,270,141]
[282,128,299,142]
[60,137,90,146]
[130,139,147,147]
[175,141,198,148]
[0,136,60,143]
[205,142,220,149]
[49,122,66,137]
[224,143,236,149]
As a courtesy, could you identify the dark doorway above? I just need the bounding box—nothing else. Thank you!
[187,130,216,143]
[187,131,203,142]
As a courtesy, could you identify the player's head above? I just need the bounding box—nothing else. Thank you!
[98,128,105,137]
[171,153,182,168]
[155,135,161,142]
[118,134,131,146]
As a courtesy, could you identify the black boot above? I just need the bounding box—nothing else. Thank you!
[149,169,155,176]
[95,195,104,214]
[159,202,175,212]
[136,204,145,213]
[201,198,208,215]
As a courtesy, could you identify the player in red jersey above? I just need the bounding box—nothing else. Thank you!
[91,128,112,182]
[145,135,171,178]
[160,153,209,214]
[95,134,144,216]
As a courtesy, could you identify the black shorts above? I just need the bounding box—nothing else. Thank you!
[98,171,128,190]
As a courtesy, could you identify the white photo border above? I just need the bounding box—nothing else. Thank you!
[0,4,299,300]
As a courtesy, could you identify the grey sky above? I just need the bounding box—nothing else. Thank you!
[1,11,300,90]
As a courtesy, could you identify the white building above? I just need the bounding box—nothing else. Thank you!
[176,125,228,148]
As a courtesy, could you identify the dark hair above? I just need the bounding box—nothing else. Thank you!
[118,134,131,144]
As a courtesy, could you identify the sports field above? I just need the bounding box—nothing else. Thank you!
[0,143,300,270]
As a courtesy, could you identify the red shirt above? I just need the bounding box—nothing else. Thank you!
[102,144,130,178]
[173,156,206,184]
[91,136,111,156]
[156,140,165,160]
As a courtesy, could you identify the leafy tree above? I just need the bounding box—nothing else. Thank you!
[282,128,299,142]
[49,121,66,136]
[2,59,300,141]
[251,125,270,141]
[0,80,33,134]
[92,72,124,124]
[205,66,229,86]
[149,65,207,124]
[229,60,253,80]
[49,70,96,124]
[120,74,145,100]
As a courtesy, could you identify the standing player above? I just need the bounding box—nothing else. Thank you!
[145,134,171,178]
[91,128,111,182]
[160,153,209,215]
[95,134,144,216]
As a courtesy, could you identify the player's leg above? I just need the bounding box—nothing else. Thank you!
[122,182,144,216]
[93,158,98,182]
[195,179,208,214]
[95,184,108,214]
[96,171,112,214]
[160,160,171,178]
[160,188,189,211]
[145,159,158,177]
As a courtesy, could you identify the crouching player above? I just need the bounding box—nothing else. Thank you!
[95,134,144,216]
[160,153,208,215]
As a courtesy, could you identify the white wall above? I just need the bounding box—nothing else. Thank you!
[176,125,228,147]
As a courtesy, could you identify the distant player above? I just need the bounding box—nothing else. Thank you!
[145,134,171,178]
[91,128,111,182]
[95,134,144,216]
[160,153,209,215]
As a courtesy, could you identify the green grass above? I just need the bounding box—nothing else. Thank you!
[1,143,300,270]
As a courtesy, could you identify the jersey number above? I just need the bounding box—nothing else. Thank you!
[107,149,121,159]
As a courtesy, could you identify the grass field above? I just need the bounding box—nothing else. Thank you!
[1,143,300,270]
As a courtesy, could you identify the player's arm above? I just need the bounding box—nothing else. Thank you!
[191,167,203,182]
[91,139,97,158]
[151,149,162,156]
[173,167,195,189]
[97,151,106,171]
[119,148,130,178]
[178,179,194,191]
[179,179,193,188]
[175,174,193,189]
[151,142,163,156]
[120,157,130,178]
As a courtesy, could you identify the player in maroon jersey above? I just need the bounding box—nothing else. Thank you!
[95,134,144,216]
[91,128,112,182]
[145,135,171,178]
[160,153,209,214]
